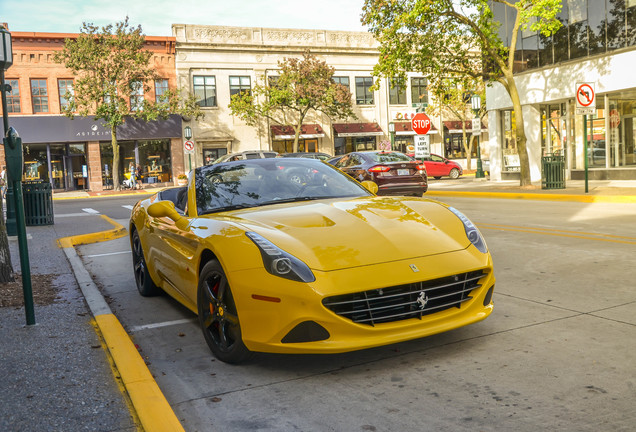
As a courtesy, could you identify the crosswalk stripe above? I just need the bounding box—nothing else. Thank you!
[82,208,100,214]
[122,205,134,210]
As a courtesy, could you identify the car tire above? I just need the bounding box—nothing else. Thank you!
[434,176,442,180]
[131,229,162,297]
[198,260,252,364]
[449,168,460,179]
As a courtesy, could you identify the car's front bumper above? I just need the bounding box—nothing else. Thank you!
[228,245,494,354]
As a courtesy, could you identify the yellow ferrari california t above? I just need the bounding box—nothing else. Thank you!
[130,158,494,363]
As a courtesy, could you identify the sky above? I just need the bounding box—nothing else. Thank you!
[0,0,369,35]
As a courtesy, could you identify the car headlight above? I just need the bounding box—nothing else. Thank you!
[246,232,316,283]
[448,207,488,253]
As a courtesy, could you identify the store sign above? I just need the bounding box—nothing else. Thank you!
[393,111,416,121]
[414,135,430,158]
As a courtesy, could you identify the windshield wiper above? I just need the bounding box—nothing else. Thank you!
[259,196,323,206]
[202,203,259,214]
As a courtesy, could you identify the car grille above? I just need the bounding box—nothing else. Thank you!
[322,270,485,326]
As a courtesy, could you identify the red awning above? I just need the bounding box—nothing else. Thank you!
[333,122,384,137]
[270,124,325,140]
[393,121,438,135]
[443,120,486,134]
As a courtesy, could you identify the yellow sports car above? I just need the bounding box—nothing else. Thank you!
[130,158,494,363]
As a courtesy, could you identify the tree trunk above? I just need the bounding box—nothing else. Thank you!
[506,74,532,187]
[0,198,15,283]
[462,126,473,170]
[111,128,121,190]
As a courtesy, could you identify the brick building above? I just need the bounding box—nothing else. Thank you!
[0,29,185,191]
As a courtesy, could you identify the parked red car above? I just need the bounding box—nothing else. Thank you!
[408,153,463,179]
[333,151,428,196]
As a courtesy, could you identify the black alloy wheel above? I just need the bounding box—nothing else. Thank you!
[198,260,251,364]
[131,229,161,296]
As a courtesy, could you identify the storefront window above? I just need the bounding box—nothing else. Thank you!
[100,142,114,189]
[23,144,48,181]
[203,148,227,165]
[138,139,172,184]
[272,139,317,154]
[394,136,414,154]
[541,104,567,156]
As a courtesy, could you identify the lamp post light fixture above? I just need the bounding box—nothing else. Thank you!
[471,94,485,179]
[184,126,192,140]
[1,25,36,326]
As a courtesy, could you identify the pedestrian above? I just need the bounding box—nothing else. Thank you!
[128,162,136,189]
[136,164,142,189]
[1,166,6,199]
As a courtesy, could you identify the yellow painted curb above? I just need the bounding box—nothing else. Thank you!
[60,214,184,431]
[57,215,127,248]
[426,190,636,204]
[96,314,185,432]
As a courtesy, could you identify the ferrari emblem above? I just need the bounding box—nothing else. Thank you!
[410,264,419,273]
[416,292,428,309]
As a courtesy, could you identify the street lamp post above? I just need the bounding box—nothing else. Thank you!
[1,25,35,325]
[184,125,193,172]
[471,94,485,179]
[388,122,395,151]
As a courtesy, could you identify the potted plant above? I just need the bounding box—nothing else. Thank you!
[177,174,188,186]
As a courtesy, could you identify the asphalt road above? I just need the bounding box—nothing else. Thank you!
[71,195,636,432]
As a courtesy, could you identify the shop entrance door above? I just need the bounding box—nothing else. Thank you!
[63,154,87,191]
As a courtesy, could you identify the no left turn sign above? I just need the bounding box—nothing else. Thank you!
[576,83,595,108]
[184,140,195,153]
[575,82,596,115]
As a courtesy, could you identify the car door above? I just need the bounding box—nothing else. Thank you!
[424,154,447,177]
[146,192,199,304]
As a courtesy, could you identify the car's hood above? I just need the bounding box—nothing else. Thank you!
[218,196,469,272]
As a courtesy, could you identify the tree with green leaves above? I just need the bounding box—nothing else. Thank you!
[426,76,486,170]
[362,0,562,186]
[54,17,202,189]
[229,51,356,153]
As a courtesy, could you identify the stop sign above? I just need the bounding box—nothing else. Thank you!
[411,112,432,135]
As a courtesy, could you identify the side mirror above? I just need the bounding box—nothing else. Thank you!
[360,180,378,195]
[148,201,190,230]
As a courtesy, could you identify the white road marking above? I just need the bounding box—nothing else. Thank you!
[122,205,134,210]
[129,318,196,332]
[56,212,97,218]
[84,250,131,258]
[82,208,100,214]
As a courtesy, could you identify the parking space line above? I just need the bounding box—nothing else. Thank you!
[122,205,134,210]
[82,208,100,214]
[84,250,131,258]
[129,318,196,333]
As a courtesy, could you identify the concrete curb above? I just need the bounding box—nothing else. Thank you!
[59,216,185,432]
[426,190,636,203]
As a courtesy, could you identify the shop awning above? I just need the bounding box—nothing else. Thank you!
[443,120,486,134]
[393,121,438,135]
[271,124,325,140]
[333,122,384,137]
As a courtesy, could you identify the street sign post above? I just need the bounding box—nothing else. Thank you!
[576,82,596,193]
[184,140,195,171]
[411,112,432,135]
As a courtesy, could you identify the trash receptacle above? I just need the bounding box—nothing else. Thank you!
[22,180,54,226]
[541,153,566,190]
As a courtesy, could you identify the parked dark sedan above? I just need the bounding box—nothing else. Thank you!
[333,151,428,196]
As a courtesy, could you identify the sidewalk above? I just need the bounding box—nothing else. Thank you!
[0,216,137,432]
[2,175,636,431]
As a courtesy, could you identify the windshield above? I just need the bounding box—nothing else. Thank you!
[367,152,412,163]
[194,158,372,215]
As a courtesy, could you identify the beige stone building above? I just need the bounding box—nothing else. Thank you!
[172,24,459,167]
